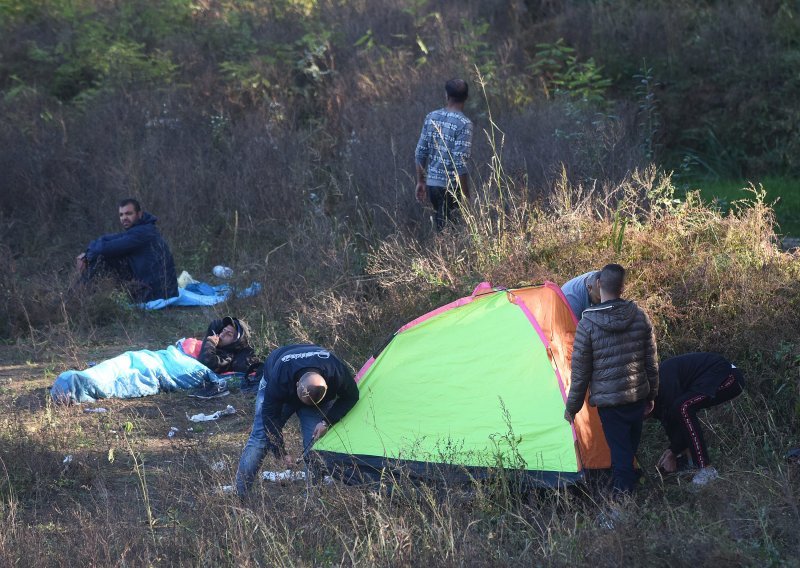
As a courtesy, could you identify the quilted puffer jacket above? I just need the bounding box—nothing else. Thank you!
[566,299,658,414]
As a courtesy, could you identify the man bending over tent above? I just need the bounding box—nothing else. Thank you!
[564,264,659,496]
[235,344,358,497]
[561,270,601,320]
[649,352,745,485]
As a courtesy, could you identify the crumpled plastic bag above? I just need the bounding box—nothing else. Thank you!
[177,270,199,288]
[261,469,306,482]
[187,405,235,422]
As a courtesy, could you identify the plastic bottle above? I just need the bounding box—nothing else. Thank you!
[212,265,233,278]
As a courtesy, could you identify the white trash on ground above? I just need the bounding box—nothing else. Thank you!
[84,407,108,413]
[167,426,179,438]
[211,461,226,472]
[187,405,236,422]
[261,469,306,482]
[63,455,73,464]
[212,265,234,279]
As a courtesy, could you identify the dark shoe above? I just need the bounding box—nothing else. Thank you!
[675,454,697,473]
[189,380,230,399]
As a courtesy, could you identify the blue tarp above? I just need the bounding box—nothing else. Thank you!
[51,344,219,403]
[139,282,262,310]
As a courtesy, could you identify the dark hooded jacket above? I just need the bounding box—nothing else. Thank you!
[85,212,178,302]
[261,344,358,457]
[652,352,743,422]
[199,317,261,374]
[566,299,659,414]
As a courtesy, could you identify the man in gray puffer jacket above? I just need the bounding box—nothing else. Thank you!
[564,263,659,495]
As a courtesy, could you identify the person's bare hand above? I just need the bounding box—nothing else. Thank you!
[312,420,329,442]
[415,181,427,203]
[207,332,220,346]
[75,253,87,273]
[657,449,677,473]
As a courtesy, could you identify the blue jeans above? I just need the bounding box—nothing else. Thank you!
[235,377,330,496]
[597,400,646,495]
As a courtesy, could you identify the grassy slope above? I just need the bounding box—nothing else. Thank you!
[689,177,800,236]
[1,177,799,566]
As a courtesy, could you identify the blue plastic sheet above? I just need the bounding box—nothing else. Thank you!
[139,282,262,310]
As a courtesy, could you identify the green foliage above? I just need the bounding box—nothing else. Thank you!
[530,39,612,105]
[634,60,661,163]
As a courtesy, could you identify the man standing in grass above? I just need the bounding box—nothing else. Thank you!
[236,344,358,497]
[564,263,659,495]
[75,198,178,302]
[561,270,601,319]
[415,78,473,230]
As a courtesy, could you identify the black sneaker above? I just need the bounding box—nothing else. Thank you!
[675,454,698,473]
[189,380,230,399]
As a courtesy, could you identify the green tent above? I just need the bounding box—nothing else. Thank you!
[314,282,607,486]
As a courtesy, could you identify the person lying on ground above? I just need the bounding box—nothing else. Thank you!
[189,317,262,398]
[649,352,745,486]
[75,198,178,302]
[236,344,358,497]
[50,316,260,403]
[561,270,601,320]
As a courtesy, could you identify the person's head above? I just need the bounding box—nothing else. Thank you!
[445,78,468,104]
[118,198,143,230]
[587,271,602,305]
[296,371,328,406]
[599,263,625,300]
[212,316,243,347]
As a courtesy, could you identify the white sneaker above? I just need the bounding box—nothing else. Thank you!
[692,466,719,485]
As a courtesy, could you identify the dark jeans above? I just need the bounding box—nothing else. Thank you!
[235,376,332,497]
[598,400,647,495]
[80,255,147,301]
[664,370,744,468]
[427,185,462,231]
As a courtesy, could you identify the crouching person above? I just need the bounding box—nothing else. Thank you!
[235,344,358,497]
[650,352,745,485]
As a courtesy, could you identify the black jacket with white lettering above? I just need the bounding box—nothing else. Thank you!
[261,344,358,456]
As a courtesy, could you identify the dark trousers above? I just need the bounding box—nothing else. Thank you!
[80,255,147,301]
[427,185,461,231]
[598,400,646,495]
[664,370,744,468]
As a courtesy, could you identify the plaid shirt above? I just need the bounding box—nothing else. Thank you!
[415,108,473,188]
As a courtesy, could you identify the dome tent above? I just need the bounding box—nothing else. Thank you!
[314,282,611,486]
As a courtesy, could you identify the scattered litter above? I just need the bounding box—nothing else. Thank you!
[211,461,226,472]
[187,427,194,432]
[217,485,235,494]
[167,426,179,438]
[212,265,234,279]
[63,455,73,464]
[261,469,306,482]
[187,405,236,423]
[177,270,198,288]
[84,407,108,414]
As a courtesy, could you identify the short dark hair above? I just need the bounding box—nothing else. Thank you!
[445,79,468,102]
[118,198,141,212]
[599,263,625,296]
